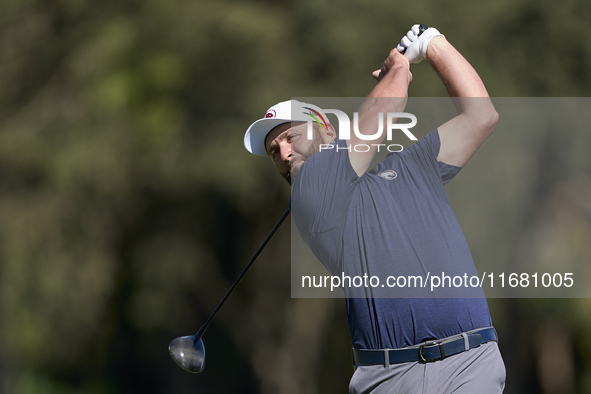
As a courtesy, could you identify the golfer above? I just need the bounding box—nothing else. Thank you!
[244,25,505,393]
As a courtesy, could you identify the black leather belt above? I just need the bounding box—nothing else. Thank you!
[352,327,497,366]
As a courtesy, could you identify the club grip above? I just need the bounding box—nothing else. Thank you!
[400,24,428,55]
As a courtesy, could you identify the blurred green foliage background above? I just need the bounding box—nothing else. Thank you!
[0,0,590,393]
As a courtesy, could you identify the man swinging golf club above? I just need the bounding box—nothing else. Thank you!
[244,24,505,393]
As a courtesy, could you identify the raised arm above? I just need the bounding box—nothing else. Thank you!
[399,25,498,167]
[347,49,412,176]
[427,37,498,167]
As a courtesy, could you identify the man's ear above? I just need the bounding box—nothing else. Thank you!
[324,124,336,142]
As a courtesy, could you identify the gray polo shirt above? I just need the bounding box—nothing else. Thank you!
[291,129,492,349]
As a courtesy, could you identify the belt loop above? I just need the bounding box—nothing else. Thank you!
[384,349,390,368]
[461,332,469,351]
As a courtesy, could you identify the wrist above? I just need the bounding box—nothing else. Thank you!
[389,58,411,73]
[383,63,411,84]
[425,36,448,62]
[370,68,411,98]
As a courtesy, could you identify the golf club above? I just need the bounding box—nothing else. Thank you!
[169,207,291,373]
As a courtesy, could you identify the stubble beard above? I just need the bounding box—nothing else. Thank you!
[288,132,325,185]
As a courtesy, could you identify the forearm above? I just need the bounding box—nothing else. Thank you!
[426,36,497,130]
[356,64,411,145]
[359,62,411,124]
[368,61,412,99]
[347,52,411,176]
[426,36,498,166]
[426,37,489,98]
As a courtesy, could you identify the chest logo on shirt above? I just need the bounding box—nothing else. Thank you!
[378,170,398,180]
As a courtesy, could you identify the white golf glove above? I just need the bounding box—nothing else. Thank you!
[397,24,444,64]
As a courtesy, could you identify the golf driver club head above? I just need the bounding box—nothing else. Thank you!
[168,208,290,373]
[169,335,205,373]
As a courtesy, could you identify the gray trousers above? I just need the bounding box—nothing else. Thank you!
[349,342,505,394]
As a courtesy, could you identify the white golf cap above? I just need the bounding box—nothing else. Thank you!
[244,100,331,156]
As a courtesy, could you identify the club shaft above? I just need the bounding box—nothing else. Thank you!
[197,207,291,337]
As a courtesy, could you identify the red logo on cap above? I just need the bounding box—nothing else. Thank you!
[265,110,276,118]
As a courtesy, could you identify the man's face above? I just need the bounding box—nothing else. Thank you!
[265,122,333,185]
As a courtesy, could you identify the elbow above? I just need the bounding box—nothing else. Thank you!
[478,108,498,138]
[489,109,499,128]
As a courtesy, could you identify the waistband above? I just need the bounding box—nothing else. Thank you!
[352,327,498,367]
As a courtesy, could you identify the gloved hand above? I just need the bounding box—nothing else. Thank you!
[397,24,445,64]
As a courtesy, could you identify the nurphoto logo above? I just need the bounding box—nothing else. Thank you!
[304,108,418,153]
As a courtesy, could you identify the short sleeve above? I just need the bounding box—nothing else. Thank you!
[401,129,463,185]
[439,160,462,185]
[291,138,358,239]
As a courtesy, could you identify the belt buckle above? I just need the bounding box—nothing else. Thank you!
[418,342,445,363]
